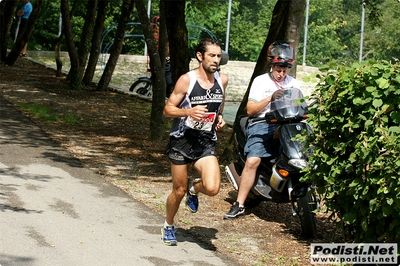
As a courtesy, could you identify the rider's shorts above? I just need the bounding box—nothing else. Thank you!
[244,122,279,158]
[166,135,217,165]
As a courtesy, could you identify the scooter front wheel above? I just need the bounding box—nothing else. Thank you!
[129,79,152,98]
[295,193,318,238]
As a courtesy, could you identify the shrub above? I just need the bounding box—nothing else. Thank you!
[304,60,400,244]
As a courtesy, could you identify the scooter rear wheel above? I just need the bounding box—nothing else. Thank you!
[129,79,152,98]
[295,193,318,238]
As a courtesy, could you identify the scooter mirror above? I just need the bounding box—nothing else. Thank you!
[220,50,229,65]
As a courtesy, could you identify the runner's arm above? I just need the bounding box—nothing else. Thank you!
[163,73,207,121]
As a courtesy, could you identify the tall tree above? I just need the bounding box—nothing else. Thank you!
[76,0,98,83]
[135,0,166,140]
[221,0,306,161]
[164,0,189,84]
[0,0,19,62]
[236,0,306,118]
[97,0,135,91]
[83,0,110,85]
[60,0,97,89]
[5,0,45,66]
[60,0,81,88]
[54,0,79,77]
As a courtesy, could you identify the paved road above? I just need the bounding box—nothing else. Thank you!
[0,96,239,266]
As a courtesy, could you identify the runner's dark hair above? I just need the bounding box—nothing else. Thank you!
[195,38,221,62]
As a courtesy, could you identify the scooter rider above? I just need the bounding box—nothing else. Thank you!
[224,41,300,219]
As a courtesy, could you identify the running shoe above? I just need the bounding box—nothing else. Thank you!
[161,226,177,246]
[185,178,199,213]
[224,202,245,219]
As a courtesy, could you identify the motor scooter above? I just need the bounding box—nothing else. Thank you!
[129,59,174,98]
[225,87,319,238]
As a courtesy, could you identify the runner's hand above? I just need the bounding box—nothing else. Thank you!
[189,105,208,121]
[216,115,226,131]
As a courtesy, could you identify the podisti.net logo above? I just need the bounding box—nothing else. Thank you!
[310,243,398,264]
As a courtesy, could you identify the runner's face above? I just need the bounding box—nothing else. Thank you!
[199,44,222,73]
[271,65,288,82]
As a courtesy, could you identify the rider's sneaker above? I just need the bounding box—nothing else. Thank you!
[224,202,245,219]
[185,178,199,213]
[161,226,177,246]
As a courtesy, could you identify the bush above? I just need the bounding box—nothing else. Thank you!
[304,60,400,244]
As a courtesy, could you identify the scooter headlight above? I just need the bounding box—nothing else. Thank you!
[288,159,308,169]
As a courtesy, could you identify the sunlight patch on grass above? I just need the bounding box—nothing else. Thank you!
[63,114,81,125]
[18,102,59,122]
[18,102,84,125]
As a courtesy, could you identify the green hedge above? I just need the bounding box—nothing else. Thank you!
[304,60,400,244]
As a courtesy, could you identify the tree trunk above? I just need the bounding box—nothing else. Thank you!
[0,0,19,62]
[83,0,110,85]
[97,0,134,91]
[55,34,65,77]
[285,0,306,77]
[135,0,166,141]
[55,1,78,77]
[234,0,305,119]
[231,0,290,124]
[164,0,189,83]
[151,1,169,140]
[76,0,97,85]
[221,0,306,162]
[5,0,45,66]
[158,1,168,67]
[60,0,81,89]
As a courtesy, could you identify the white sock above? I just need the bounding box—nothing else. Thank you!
[189,185,196,194]
[164,221,174,228]
[237,202,244,208]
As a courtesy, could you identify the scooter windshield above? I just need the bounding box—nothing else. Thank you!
[269,87,307,122]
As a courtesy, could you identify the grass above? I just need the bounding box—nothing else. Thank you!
[19,102,59,122]
[63,114,81,125]
[18,102,82,125]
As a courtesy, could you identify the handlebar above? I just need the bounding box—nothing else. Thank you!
[248,115,306,125]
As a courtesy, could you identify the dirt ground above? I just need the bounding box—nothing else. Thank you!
[0,58,341,266]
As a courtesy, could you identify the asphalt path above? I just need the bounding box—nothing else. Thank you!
[0,96,239,265]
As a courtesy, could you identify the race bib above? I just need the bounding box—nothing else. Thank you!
[185,112,216,131]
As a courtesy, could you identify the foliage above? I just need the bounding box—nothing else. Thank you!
[30,0,90,51]
[362,0,400,61]
[299,0,352,65]
[185,0,276,61]
[28,1,60,51]
[17,0,399,64]
[299,0,400,66]
[227,0,275,61]
[303,60,400,244]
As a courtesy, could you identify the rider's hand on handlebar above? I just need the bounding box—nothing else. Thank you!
[271,90,284,101]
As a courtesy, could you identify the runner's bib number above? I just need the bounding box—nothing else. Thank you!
[185,112,216,131]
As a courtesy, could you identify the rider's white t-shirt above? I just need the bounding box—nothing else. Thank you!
[248,72,300,117]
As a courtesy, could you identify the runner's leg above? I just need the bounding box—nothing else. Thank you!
[193,156,221,196]
[165,163,189,225]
